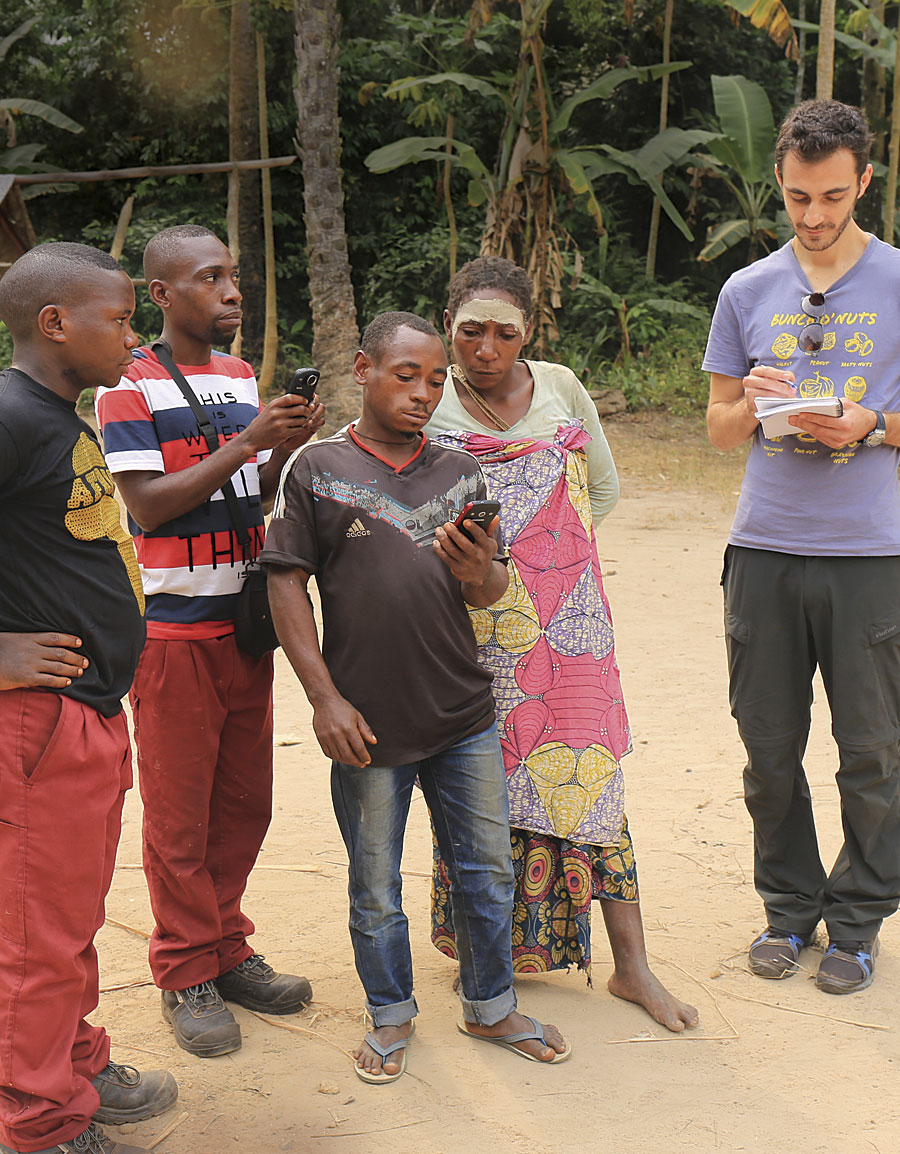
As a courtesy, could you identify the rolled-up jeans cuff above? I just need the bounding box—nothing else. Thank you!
[365,995,418,1028]
[460,985,517,1026]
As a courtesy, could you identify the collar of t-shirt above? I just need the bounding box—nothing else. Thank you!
[347,423,428,473]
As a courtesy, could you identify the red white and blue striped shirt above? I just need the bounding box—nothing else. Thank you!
[96,346,270,639]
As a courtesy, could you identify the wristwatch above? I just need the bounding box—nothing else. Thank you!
[863,410,886,447]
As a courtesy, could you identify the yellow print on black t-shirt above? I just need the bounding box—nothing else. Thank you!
[65,432,145,612]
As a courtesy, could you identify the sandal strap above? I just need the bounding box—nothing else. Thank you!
[363,1031,411,1059]
[481,1015,546,1046]
[823,943,874,977]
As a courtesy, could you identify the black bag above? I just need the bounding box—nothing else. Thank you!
[231,564,279,659]
[151,340,279,658]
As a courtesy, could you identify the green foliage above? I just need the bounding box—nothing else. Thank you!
[600,324,712,415]
[696,74,779,261]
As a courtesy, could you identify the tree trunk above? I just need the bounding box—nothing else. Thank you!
[294,0,361,433]
[815,0,836,100]
[858,0,887,234]
[645,0,674,279]
[256,30,279,395]
[229,0,265,366]
[883,8,900,242]
[793,0,806,104]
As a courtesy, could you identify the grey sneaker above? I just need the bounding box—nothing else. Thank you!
[216,953,312,1015]
[161,980,241,1057]
[92,1060,177,1124]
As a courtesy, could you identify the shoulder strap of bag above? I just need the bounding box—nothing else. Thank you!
[150,339,252,556]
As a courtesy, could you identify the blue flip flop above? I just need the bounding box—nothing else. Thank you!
[457,1015,571,1064]
[355,1023,415,1084]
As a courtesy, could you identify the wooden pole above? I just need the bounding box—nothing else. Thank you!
[109,195,134,262]
[257,29,278,394]
[12,157,295,185]
[884,8,900,242]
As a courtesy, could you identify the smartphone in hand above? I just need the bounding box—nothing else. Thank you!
[454,500,501,542]
[287,367,320,402]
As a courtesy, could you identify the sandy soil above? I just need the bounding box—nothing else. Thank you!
[93,435,898,1154]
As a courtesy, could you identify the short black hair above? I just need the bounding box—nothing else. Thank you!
[0,242,125,339]
[775,100,874,178]
[447,256,534,324]
[361,311,441,363]
[143,224,221,282]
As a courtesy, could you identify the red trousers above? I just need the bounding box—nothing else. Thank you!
[130,636,274,990]
[0,689,130,1152]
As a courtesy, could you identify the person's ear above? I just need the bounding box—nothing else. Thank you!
[37,303,66,344]
[353,348,369,387]
[523,318,534,346]
[443,308,453,342]
[774,162,783,189]
[858,162,874,199]
[147,278,170,309]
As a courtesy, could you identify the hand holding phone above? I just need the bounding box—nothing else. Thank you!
[287,367,320,402]
[453,500,501,542]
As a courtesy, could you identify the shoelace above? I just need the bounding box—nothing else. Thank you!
[235,953,274,979]
[183,980,222,1007]
[97,1060,140,1086]
[68,1122,113,1153]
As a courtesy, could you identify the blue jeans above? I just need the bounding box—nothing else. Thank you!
[331,723,516,1027]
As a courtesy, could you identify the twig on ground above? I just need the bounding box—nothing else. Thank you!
[710,984,889,1030]
[104,917,152,940]
[246,1010,355,1059]
[200,1114,222,1134]
[310,1119,433,1139]
[99,979,154,993]
[148,1109,189,1149]
[608,1033,737,1043]
[647,952,740,1040]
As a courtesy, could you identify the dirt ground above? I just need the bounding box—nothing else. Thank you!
[93,415,899,1154]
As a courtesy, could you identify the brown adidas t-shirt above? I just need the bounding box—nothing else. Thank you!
[260,428,502,766]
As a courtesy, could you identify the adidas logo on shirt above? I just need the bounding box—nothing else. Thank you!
[345,518,371,539]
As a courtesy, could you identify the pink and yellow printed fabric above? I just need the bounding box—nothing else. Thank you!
[438,421,631,846]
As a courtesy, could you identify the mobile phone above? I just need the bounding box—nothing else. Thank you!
[287,367,320,402]
[453,500,501,541]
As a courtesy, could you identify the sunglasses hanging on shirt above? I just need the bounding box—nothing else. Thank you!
[798,292,827,353]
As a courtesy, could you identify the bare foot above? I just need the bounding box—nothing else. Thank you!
[607,965,699,1032]
[460,1011,569,1062]
[353,1021,414,1078]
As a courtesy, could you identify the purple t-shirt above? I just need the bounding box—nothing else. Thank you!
[703,237,900,555]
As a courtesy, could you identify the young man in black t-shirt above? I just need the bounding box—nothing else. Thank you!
[0,244,176,1154]
[263,312,571,1083]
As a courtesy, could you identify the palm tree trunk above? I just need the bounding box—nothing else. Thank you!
[443,111,458,281]
[256,30,278,395]
[883,9,900,242]
[793,0,806,103]
[815,0,836,99]
[294,0,360,432]
[645,0,674,279]
[229,0,265,366]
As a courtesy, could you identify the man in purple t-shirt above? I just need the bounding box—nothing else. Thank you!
[704,100,900,995]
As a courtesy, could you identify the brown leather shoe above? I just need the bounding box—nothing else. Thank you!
[161,980,241,1057]
[92,1060,177,1125]
[0,1121,152,1153]
[216,953,312,1014]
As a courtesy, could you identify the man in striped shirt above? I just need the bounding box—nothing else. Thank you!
[97,225,322,1058]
